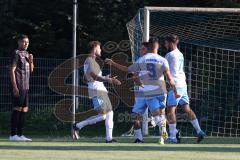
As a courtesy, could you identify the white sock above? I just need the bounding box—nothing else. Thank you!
[169,123,178,139]
[105,111,114,141]
[160,115,167,133]
[154,115,161,126]
[76,114,106,129]
[154,115,164,136]
[191,119,201,134]
[134,129,143,141]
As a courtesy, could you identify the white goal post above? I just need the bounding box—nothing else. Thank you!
[138,6,240,135]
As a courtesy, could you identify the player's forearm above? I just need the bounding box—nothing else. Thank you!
[89,72,108,82]
[95,75,108,82]
[10,69,18,89]
[30,62,34,73]
[112,61,128,72]
[169,80,178,95]
[165,69,178,95]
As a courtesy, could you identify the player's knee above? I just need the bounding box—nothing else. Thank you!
[182,104,191,112]
[154,115,166,126]
[152,109,161,117]
[185,109,196,121]
[22,107,29,112]
[167,112,176,123]
[102,114,107,120]
[98,108,107,115]
[133,120,141,129]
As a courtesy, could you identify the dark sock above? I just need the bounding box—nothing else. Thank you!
[11,110,21,136]
[17,112,26,136]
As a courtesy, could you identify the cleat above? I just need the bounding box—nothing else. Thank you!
[162,131,168,141]
[167,137,178,144]
[197,130,206,143]
[106,139,117,143]
[72,123,80,140]
[9,135,22,141]
[158,137,165,145]
[134,138,143,143]
[19,135,32,141]
[176,130,181,144]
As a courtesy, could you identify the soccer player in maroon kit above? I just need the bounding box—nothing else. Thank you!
[9,34,34,141]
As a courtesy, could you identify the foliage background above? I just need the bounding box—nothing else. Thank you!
[0,0,239,58]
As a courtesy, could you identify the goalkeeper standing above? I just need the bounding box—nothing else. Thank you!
[9,34,34,141]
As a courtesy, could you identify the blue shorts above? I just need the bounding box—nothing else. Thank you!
[167,87,190,107]
[132,95,166,115]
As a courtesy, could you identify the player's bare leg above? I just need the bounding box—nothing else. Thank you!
[133,113,143,143]
[182,104,206,143]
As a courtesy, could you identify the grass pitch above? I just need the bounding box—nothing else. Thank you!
[0,137,239,160]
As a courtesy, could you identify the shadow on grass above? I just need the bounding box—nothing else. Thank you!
[0,145,239,153]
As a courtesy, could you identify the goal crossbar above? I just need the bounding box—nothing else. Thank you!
[145,7,240,13]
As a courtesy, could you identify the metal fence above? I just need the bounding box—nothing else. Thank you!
[0,57,73,113]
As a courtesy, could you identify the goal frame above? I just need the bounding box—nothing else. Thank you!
[141,6,240,136]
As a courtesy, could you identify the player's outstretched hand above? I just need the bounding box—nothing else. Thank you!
[105,58,113,65]
[106,75,121,85]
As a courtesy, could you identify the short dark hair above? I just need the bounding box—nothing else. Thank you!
[16,34,29,41]
[148,37,159,49]
[141,42,148,48]
[88,41,101,52]
[165,35,179,44]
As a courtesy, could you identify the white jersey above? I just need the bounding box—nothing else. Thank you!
[128,53,169,96]
[84,57,107,98]
[165,48,187,88]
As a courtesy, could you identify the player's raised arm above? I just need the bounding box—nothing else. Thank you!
[89,72,121,85]
[105,58,129,72]
[84,55,121,85]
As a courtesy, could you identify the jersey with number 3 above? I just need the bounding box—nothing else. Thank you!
[128,53,169,96]
[165,48,187,88]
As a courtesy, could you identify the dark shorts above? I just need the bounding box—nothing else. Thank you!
[12,89,29,108]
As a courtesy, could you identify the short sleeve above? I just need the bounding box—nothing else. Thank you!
[162,58,170,72]
[165,53,169,62]
[10,51,19,67]
[128,58,141,73]
[128,63,140,73]
[84,58,94,74]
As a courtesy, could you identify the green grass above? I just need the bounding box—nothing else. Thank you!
[0,137,239,160]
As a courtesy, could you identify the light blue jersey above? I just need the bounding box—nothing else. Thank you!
[165,48,190,106]
[128,53,169,114]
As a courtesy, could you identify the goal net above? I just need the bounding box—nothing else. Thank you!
[127,7,240,137]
